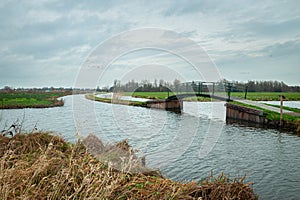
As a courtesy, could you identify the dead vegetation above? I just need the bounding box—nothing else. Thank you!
[0,132,258,199]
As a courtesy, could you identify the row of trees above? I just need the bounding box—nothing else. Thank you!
[4,79,298,93]
[108,79,182,93]
[98,79,300,93]
[228,80,300,92]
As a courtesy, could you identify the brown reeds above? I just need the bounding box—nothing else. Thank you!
[0,132,258,199]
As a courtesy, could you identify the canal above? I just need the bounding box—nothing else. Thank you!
[1,95,300,199]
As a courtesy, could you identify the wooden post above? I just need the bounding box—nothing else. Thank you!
[280,95,283,127]
[244,85,248,99]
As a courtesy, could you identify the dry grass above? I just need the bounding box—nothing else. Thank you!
[0,132,258,199]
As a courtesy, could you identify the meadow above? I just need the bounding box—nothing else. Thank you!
[129,92,300,101]
[0,91,71,109]
[231,92,300,101]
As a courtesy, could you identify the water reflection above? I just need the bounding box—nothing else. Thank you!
[1,95,300,199]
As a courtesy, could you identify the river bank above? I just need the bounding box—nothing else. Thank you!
[85,94,147,107]
[226,101,300,134]
[2,95,300,198]
[131,92,300,101]
[0,91,72,109]
[0,132,257,199]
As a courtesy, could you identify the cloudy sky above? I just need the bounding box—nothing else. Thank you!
[0,0,299,88]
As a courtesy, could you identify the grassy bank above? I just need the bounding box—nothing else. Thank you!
[230,101,300,133]
[0,91,71,109]
[129,92,173,99]
[263,104,300,113]
[231,101,300,121]
[130,92,213,101]
[85,94,147,107]
[231,92,300,101]
[0,132,257,199]
[130,92,300,101]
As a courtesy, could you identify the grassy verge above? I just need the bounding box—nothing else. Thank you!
[0,132,257,199]
[130,92,300,101]
[0,91,72,109]
[231,92,300,101]
[230,101,300,133]
[230,101,300,121]
[85,94,147,107]
[130,92,213,101]
[263,104,300,113]
[128,92,174,99]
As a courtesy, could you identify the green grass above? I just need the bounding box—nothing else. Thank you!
[231,92,300,101]
[231,101,300,121]
[0,91,71,109]
[86,94,147,107]
[128,92,174,99]
[263,104,300,113]
[129,92,212,101]
[128,92,300,101]
[184,96,212,101]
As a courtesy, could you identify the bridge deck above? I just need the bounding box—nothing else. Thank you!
[167,93,228,101]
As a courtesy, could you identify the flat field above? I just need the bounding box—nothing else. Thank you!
[231,92,300,101]
[129,92,300,101]
[0,91,71,109]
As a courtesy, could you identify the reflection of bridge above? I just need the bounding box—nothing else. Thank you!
[147,81,246,112]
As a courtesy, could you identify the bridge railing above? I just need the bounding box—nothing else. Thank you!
[168,81,248,101]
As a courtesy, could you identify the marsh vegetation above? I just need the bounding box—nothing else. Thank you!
[0,132,257,199]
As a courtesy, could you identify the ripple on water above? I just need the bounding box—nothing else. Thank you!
[1,95,300,199]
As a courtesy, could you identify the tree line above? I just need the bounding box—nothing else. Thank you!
[97,79,300,93]
[229,80,300,92]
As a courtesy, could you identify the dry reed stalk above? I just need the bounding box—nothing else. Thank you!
[0,133,258,200]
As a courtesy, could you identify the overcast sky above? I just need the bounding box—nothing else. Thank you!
[0,0,299,88]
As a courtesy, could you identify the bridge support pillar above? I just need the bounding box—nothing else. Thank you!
[146,99,182,112]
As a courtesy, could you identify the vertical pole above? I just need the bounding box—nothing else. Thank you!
[280,95,283,127]
[168,88,169,98]
[200,82,202,94]
[244,85,248,99]
[226,83,232,101]
[212,83,215,96]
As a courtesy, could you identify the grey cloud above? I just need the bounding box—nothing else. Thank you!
[0,0,299,87]
[260,39,300,58]
[240,17,300,37]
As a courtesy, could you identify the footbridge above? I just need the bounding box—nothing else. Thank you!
[146,81,247,112]
[167,93,228,101]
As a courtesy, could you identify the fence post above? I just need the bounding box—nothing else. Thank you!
[244,85,248,99]
[280,95,283,127]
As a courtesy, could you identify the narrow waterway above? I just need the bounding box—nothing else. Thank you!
[1,95,300,199]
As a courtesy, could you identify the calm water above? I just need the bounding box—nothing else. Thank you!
[1,95,300,199]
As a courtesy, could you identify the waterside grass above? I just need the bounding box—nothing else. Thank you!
[85,94,147,107]
[130,92,300,101]
[130,92,212,101]
[231,92,300,101]
[230,101,300,133]
[0,132,258,199]
[230,101,300,121]
[0,91,71,109]
[263,104,300,113]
